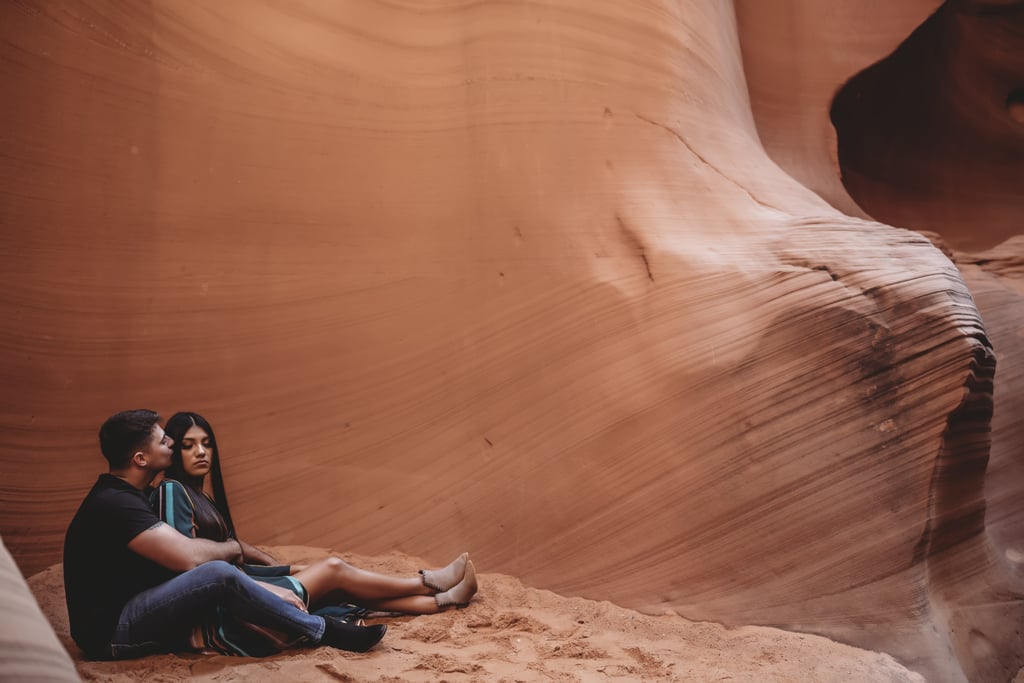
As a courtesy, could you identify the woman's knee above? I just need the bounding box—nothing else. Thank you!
[322,556,353,576]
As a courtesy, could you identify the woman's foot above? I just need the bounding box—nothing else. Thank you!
[420,552,469,592]
[321,617,387,652]
[434,560,477,609]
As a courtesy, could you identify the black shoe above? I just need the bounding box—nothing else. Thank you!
[321,617,386,652]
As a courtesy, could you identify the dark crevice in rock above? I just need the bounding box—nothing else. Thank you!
[914,336,995,567]
[810,264,840,281]
[632,112,784,213]
[615,214,655,282]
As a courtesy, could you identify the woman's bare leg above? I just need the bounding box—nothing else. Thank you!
[293,557,430,604]
[360,595,441,615]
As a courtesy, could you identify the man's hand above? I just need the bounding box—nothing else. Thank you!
[255,580,307,612]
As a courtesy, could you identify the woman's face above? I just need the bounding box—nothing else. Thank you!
[180,425,213,479]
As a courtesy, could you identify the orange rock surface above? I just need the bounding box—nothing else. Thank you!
[1,1,1021,680]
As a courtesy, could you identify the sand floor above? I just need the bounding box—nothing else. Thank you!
[26,546,924,682]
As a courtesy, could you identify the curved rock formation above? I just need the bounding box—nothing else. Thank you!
[736,0,942,218]
[1,1,1021,680]
[830,1,1024,252]
[952,237,1024,586]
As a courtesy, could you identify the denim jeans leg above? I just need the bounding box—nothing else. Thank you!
[110,561,325,659]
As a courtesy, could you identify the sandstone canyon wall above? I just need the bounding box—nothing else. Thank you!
[737,2,1024,679]
[830,1,1024,253]
[1,1,1022,681]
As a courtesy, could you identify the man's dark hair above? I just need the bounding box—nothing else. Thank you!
[98,409,161,469]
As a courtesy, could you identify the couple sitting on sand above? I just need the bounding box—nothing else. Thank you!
[63,409,478,660]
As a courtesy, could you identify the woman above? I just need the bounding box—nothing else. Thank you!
[153,411,477,656]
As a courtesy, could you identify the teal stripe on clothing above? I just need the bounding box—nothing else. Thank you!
[163,483,177,533]
[153,480,198,538]
[216,619,253,658]
[282,576,308,606]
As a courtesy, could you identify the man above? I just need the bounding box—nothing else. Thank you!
[63,409,385,660]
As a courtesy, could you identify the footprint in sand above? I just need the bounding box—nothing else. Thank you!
[623,645,673,677]
[403,621,452,644]
[490,611,550,633]
[411,653,484,674]
[538,638,608,659]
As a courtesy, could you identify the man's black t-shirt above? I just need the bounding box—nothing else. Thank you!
[63,474,176,659]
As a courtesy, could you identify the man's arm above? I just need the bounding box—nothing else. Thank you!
[128,522,242,572]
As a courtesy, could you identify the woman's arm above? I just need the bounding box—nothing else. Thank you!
[253,580,306,612]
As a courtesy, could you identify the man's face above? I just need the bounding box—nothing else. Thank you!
[141,425,174,471]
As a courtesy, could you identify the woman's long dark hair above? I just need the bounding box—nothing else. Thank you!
[163,412,236,536]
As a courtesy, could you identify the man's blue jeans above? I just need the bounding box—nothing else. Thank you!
[109,561,326,659]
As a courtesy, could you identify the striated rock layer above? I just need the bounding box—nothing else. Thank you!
[739,1,1024,679]
[0,1,1021,680]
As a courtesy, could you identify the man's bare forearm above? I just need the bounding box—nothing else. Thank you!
[189,537,243,568]
[129,523,244,572]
